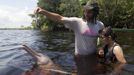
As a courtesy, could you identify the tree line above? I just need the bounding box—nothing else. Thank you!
[29,0,134,31]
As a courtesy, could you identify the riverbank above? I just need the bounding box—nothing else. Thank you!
[0,28,33,30]
[113,28,134,32]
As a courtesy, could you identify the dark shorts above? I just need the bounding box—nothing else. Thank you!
[74,53,97,75]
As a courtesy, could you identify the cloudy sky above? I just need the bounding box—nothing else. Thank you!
[0,0,37,28]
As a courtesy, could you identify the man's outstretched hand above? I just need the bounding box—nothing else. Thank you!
[34,7,44,14]
[34,7,64,23]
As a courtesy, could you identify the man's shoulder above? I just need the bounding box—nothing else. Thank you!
[63,17,82,21]
[97,20,104,26]
[96,20,104,30]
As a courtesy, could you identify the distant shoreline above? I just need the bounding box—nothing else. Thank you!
[113,28,134,32]
[0,28,34,30]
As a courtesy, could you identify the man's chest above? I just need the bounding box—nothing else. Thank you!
[78,22,100,37]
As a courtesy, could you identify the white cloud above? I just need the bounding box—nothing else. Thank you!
[29,0,38,3]
[0,5,34,28]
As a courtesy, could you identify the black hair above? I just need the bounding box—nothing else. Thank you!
[102,26,117,41]
[83,4,99,24]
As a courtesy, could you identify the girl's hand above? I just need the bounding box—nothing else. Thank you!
[98,48,104,56]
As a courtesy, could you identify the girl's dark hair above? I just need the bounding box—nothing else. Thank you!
[102,26,117,41]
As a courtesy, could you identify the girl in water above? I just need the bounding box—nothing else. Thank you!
[98,26,126,64]
[97,26,126,74]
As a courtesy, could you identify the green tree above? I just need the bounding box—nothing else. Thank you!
[98,0,134,28]
[59,0,82,17]
[31,0,82,31]
[30,0,134,30]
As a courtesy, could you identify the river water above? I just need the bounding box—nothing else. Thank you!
[0,30,134,75]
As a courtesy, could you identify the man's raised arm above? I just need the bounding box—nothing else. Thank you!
[35,7,64,23]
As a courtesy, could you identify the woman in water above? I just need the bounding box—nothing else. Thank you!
[98,26,126,64]
[97,26,126,74]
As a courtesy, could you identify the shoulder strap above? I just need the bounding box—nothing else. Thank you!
[111,43,119,55]
[103,44,108,55]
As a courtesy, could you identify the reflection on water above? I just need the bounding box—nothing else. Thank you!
[0,30,134,75]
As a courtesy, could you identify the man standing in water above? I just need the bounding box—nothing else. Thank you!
[34,0,104,75]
